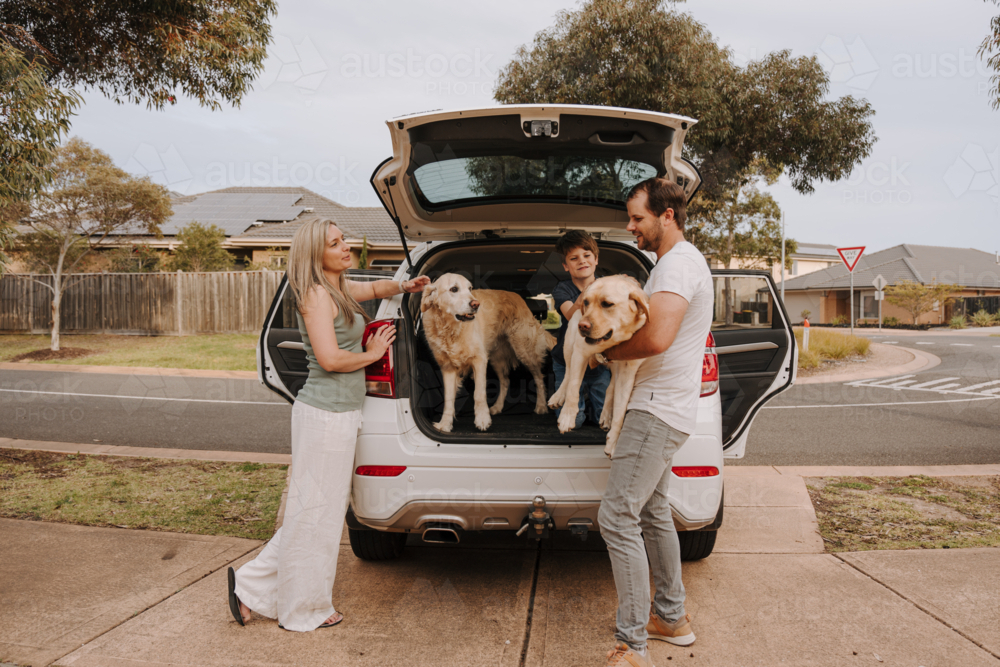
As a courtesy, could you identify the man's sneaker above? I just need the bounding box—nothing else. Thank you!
[604,641,654,667]
[646,612,695,646]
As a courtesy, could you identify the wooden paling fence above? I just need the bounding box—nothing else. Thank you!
[0,271,285,335]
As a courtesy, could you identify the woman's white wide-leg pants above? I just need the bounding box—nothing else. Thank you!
[234,401,361,632]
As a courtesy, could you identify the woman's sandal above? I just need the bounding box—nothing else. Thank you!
[278,612,344,631]
[227,567,250,626]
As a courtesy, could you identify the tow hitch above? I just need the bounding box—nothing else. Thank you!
[515,496,554,541]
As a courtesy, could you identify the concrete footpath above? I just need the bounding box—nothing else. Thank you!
[1,445,998,666]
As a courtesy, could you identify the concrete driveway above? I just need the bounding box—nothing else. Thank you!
[4,469,999,667]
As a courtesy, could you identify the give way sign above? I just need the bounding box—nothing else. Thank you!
[837,246,865,272]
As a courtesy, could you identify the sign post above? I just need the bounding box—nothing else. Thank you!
[872,274,888,332]
[837,247,866,336]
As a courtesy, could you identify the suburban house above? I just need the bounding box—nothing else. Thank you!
[127,186,412,271]
[778,244,1000,325]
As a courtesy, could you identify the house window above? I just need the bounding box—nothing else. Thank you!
[790,260,799,276]
[270,255,287,268]
[862,294,879,319]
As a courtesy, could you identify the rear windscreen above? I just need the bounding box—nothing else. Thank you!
[406,113,672,210]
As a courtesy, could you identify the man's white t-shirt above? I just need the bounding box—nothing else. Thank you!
[627,241,714,435]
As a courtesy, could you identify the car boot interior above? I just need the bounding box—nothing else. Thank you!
[404,239,651,443]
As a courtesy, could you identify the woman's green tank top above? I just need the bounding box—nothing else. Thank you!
[295,305,367,413]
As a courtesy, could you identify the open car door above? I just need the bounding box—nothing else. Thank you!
[711,270,797,458]
[258,276,305,404]
[258,273,399,404]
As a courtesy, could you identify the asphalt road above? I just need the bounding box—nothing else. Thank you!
[738,332,1000,466]
[2,332,999,465]
[0,370,293,454]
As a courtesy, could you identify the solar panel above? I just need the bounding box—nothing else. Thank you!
[159,192,307,235]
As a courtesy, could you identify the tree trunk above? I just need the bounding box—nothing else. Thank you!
[51,282,61,351]
[50,244,68,351]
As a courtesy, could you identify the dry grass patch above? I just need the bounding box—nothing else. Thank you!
[807,475,1000,552]
[0,449,286,540]
[0,333,257,371]
[795,328,871,369]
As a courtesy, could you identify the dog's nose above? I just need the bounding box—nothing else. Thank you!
[578,320,591,333]
[470,300,480,310]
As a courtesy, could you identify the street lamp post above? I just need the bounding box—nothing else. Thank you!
[780,211,785,306]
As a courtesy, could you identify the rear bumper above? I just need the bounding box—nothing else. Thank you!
[353,497,719,533]
[351,456,724,533]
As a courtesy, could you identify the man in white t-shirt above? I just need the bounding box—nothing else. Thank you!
[597,178,713,667]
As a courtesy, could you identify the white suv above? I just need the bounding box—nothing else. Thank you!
[258,105,796,562]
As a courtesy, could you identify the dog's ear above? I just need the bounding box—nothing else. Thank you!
[420,282,438,312]
[629,288,650,323]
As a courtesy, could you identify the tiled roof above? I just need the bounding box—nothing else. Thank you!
[780,244,1000,290]
[181,187,399,244]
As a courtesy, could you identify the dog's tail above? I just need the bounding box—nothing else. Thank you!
[542,330,556,351]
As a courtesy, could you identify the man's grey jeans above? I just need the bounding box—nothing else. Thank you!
[598,409,690,651]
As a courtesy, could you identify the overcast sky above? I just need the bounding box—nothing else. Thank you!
[69,0,1000,255]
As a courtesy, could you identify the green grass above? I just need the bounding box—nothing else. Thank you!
[0,333,258,371]
[807,475,1000,552]
[794,328,871,369]
[0,449,286,540]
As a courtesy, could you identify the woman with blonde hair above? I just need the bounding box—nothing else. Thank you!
[227,217,428,632]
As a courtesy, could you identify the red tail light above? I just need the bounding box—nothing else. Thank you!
[701,332,718,397]
[672,466,720,477]
[355,465,407,477]
[363,319,396,398]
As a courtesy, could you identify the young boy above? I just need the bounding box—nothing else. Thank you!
[551,230,611,429]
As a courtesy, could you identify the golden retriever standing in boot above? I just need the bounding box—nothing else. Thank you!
[420,273,555,432]
[547,275,650,456]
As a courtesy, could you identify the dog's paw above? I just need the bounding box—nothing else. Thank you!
[432,419,453,433]
[599,410,613,430]
[534,403,549,415]
[489,403,504,416]
[474,412,492,431]
[547,395,564,409]
[604,428,621,456]
[557,410,578,434]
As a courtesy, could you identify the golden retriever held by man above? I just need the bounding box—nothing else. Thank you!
[547,275,650,457]
[420,273,555,433]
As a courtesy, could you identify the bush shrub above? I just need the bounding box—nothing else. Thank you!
[795,328,870,367]
[830,315,848,326]
[882,316,900,327]
[971,309,994,327]
[950,315,968,329]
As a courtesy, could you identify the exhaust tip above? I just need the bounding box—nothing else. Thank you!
[421,523,460,544]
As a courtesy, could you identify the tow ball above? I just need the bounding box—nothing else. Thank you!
[516,496,554,541]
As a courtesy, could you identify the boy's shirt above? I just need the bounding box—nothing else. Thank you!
[551,279,582,366]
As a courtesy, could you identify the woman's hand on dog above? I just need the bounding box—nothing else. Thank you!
[402,276,431,293]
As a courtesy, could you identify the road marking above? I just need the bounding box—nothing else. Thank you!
[847,376,1000,397]
[0,388,288,405]
[951,343,974,346]
[764,396,1000,409]
[861,374,916,386]
[957,380,1000,393]
[909,377,960,388]
[882,341,899,344]
[915,342,934,345]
